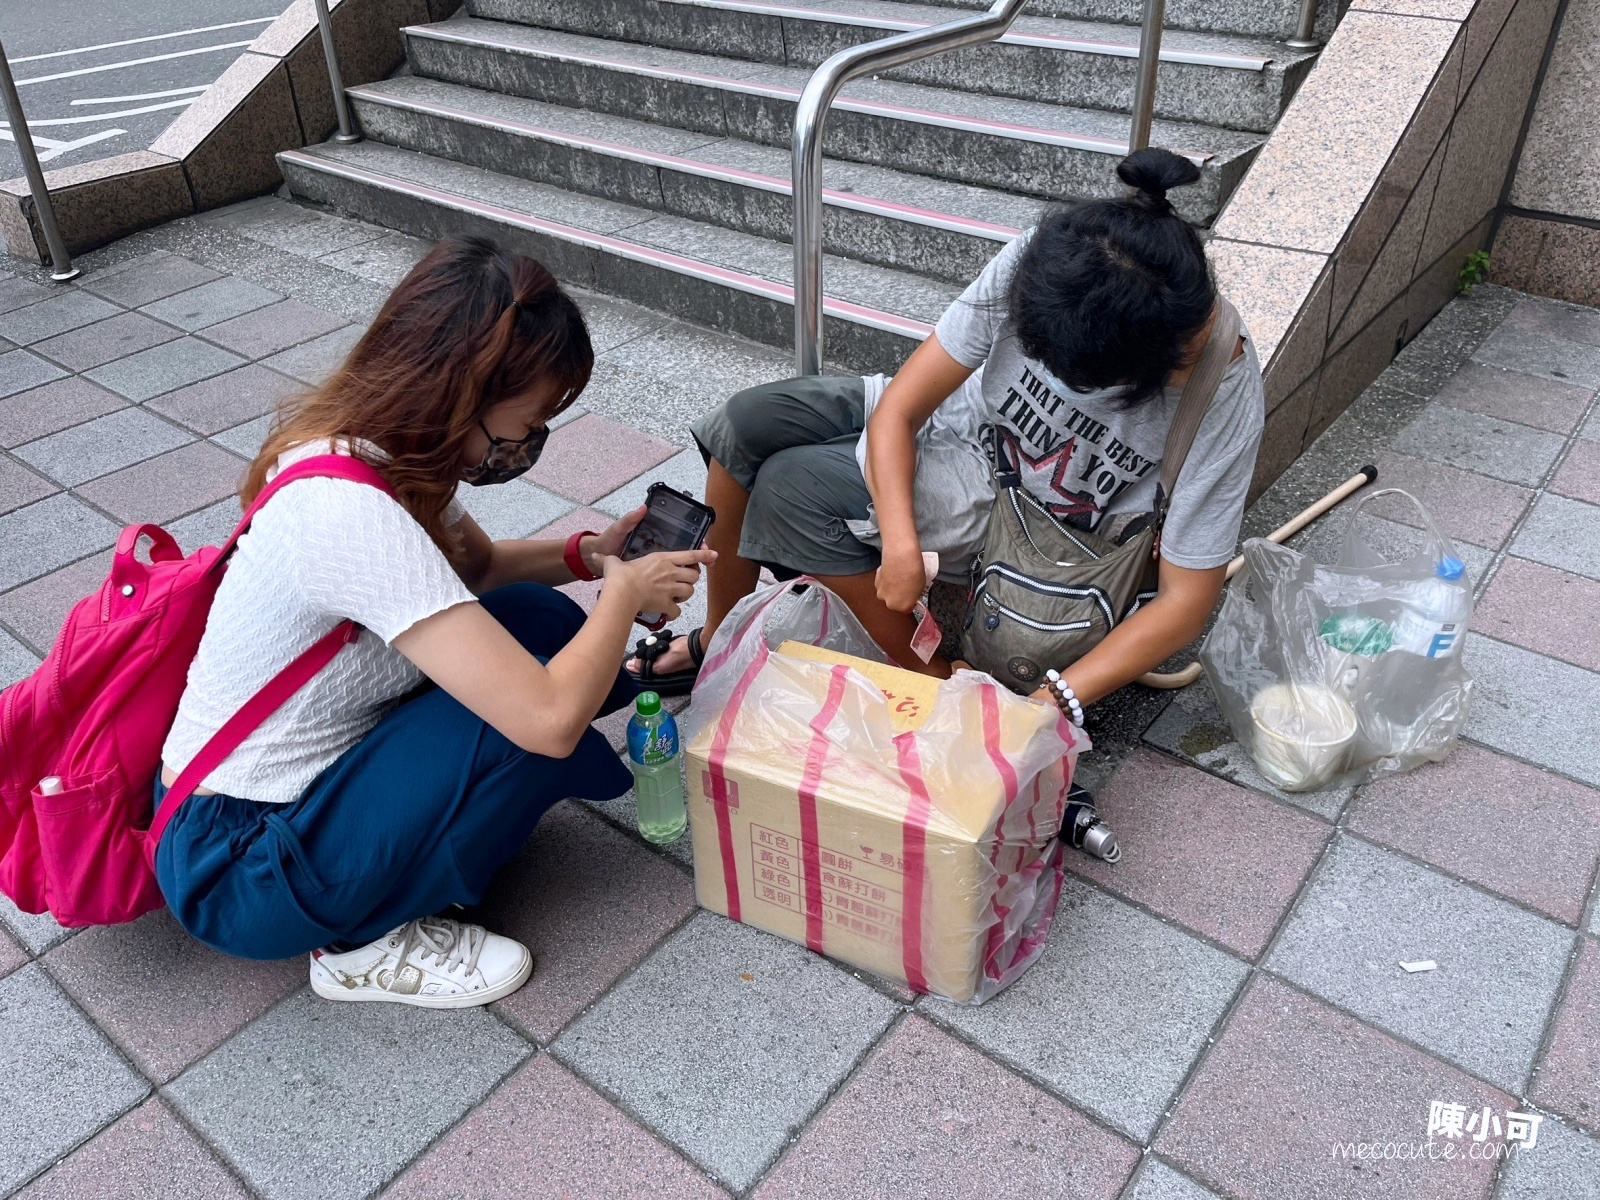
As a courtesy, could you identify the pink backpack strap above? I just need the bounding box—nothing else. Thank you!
[147,453,397,853]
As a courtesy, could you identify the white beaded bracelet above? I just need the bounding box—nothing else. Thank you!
[1044,669,1085,727]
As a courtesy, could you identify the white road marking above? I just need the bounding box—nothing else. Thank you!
[9,18,275,64]
[72,85,210,105]
[0,126,127,160]
[16,41,255,88]
[3,98,196,127]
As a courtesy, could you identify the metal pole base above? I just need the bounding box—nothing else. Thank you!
[1285,36,1320,48]
[331,132,362,145]
[49,266,81,282]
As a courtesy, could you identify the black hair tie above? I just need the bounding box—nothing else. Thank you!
[1134,188,1172,214]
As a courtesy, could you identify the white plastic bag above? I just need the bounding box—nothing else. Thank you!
[1200,489,1474,791]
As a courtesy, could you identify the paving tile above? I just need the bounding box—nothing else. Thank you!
[0,290,119,346]
[755,1015,1139,1199]
[1510,492,1600,581]
[1391,405,1566,488]
[1495,1111,1600,1199]
[31,312,181,372]
[165,987,530,1200]
[139,276,283,332]
[1265,834,1574,1091]
[575,292,670,355]
[0,625,40,687]
[198,299,349,360]
[0,924,25,979]
[1584,406,1600,442]
[0,964,149,1195]
[1551,438,1600,505]
[596,445,709,519]
[526,413,680,505]
[0,275,54,314]
[1156,976,1508,1200]
[0,895,74,955]
[384,1054,723,1200]
[166,497,243,554]
[454,477,575,542]
[586,318,788,434]
[0,376,126,448]
[1128,1158,1224,1200]
[83,253,222,307]
[144,362,299,436]
[259,324,362,385]
[210,414,273,460]
[222,200,385,259]
[43,908,304,1084]
[1367,451,1532,549]
[0,550,112,655]
[579,783,697,868]
[552,910,898,1191]
[926,877,1248,1142]
[317,231,431,289]
[475,803,696,1042]
[1068,750,1329,959]
[1476,556,1600,673]
[0,348,68,398]
[76,440,245,525]
[86,337,247,402]
[1505,296,1600,348]
[1142,683,1354,821]
[1473,323,1600,389]
[1464,633,1600,787]
[14,1097,249,1200]
[0,456,56,514]
[1530,939,1600,1133]
[1433,362,1596,435]
[0,494,119,590]
[13,406,193,487]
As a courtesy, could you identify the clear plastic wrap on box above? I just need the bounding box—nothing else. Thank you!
[681,579,1086,1004]
[1200,488,1475,792]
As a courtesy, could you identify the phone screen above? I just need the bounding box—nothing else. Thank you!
[622,488,710,560]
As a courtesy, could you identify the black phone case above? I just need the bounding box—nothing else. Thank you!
[622,482,716,629]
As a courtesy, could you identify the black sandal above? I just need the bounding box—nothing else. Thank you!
[626,627,705,697]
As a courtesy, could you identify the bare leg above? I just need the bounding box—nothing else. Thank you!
[812,571,951,680]
[630,459,760,674]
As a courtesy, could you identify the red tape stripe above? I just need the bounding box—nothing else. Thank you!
[705,642,771,922]
[894,734,934,995]
[978,683,1023,977]
[797,664,850,953]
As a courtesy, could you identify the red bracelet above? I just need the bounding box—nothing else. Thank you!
[564,530,599,581]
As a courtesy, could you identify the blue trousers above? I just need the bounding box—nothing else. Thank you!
[154,584,636,960]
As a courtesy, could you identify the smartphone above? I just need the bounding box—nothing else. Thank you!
[620,482,716,629]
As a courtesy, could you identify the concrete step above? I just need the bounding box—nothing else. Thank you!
[900,0,1341,44]
[460,0,1313,133]
[347,75,1045,284]
[278,139,960,371]
[402,18,1264,222]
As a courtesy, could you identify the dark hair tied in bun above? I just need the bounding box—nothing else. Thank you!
[1115,147,1202,216]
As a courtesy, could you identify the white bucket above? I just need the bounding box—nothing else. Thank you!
[1249,683,1358,792]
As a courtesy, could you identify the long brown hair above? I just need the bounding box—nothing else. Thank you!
[244,236,593,550]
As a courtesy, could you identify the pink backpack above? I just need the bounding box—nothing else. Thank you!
[0,454,393,927]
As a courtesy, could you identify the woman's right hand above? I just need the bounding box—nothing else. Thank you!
[603,548,716,620]
[875,541,928,613]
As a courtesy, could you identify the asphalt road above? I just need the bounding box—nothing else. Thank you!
[0,0,289,179]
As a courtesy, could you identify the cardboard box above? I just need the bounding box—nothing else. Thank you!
[685,643,1080,1003]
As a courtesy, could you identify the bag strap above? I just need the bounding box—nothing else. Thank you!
[148,454,396,848]
[1156,296,1243,517]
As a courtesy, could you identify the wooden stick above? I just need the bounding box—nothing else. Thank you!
[1135,465,1378,690]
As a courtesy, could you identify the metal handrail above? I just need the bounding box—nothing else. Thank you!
[0,39,76,280]
[1128,0,1166,151]
[1286,0,1321,48]
[790,0,1027,375]
[313,0,362,144]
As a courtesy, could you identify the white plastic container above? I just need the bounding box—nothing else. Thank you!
[1249,683,1358,792]
[1392,557,1470,658]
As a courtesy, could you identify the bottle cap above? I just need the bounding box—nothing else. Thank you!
[1436,556,1465,581]
[635,691,661,716]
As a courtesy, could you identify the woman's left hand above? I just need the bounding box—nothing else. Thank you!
[584,506,645,574]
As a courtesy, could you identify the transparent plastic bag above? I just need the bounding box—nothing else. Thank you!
[1200,489,1475,791]
[681,579,1086,1004]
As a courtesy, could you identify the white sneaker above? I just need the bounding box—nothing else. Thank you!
[308,916,532,1008]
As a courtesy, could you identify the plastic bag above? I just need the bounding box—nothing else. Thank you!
[1200,489,1474,791]
[681,579,1086,1004]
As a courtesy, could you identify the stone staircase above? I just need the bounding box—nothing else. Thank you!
[279,0,1324,372]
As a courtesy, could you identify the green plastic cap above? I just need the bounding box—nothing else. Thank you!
[635,691,662,716]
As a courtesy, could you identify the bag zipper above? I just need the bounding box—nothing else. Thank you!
[1008,488,1100,561]
[980,563,1116,628]
[978,593,1094,634]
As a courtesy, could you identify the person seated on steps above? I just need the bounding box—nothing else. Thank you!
[154,236,713,1009]
[628,148,1264,732]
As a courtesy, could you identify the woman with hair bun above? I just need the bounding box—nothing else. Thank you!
[154,236,713,1006]
[631,148,1264,717]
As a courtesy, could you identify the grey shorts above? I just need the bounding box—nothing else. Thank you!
[690,375,879,578]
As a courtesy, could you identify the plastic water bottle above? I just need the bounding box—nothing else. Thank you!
[627,691,686,843]
[1393,557,1471,658]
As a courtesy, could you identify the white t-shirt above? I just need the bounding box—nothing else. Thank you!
[161,440,477,804]
[852,233,1265,573]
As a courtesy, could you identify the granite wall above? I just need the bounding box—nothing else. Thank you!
[1493,0,1600,305]
[0,0,461,263]
[1208,0,1565,501]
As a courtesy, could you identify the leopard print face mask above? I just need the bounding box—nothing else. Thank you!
[460,420,549,486]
